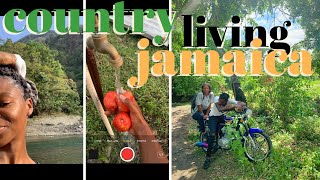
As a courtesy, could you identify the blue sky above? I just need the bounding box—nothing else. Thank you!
[225,9,305,47]
[0,9,305,46]
[0,16,83,42]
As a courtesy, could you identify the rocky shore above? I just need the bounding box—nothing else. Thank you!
[26,114,83,136]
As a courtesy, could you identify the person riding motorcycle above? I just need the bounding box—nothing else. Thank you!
[203,93,246,169]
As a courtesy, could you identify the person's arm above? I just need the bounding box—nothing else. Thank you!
[0,51,26,78]
[234,101,246,111]
[203,104,211,119]
[204,93,214,119]
[237,101,246,107]
[195,93,203,113]
[197,104,203,113]
[119,95,169,163]
[224,99,246,111]
[0,51,16,65]
[215,102,233,112]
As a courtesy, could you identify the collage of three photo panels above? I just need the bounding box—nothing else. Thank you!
[1,0,319,180]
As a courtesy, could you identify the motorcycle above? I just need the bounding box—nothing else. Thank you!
[195,108,272,162]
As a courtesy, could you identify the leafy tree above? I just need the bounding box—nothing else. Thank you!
[0,40,81,115]
[172,0,320,124]
[19,31,83,105]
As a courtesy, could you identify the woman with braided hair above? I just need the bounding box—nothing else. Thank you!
[0,52,39,164]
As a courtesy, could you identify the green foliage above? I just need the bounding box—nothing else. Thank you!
[173,0,282,25]
[46,33,83,103]
[229,123,320,179]
[293,115,320,143]
[86,31,169,163]
[186,125,199,143]
[241,75,316,124]
[172,76,226,102]
[283,0,320,51]
[19,30,83,104]
[0,40,81,115]
[172,0,320,179]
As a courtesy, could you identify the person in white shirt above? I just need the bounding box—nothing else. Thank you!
[191,83,214,133]
[203,93,246,169]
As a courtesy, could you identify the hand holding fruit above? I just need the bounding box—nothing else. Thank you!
[104,90,168,163]
[103,90,134,132]
[103,90,134,114]
[118,95,153,137]
[103,90,152,137]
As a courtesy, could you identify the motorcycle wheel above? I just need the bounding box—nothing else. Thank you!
[243,132,272,162]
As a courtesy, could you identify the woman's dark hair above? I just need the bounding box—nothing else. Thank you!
[201,83,211,94]
[0,66,38,106]
[219,93,229,101]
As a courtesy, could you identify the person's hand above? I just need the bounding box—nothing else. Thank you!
[225,104,234,110]
[203,114,208,120]
[0,52,26,78]
[234,105,245,112]
[119,94,153,137]
[236,105,243,111]
[104,93,168,163]
[104,94,153,137]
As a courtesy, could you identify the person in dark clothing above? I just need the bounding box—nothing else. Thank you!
[203,93,246,169]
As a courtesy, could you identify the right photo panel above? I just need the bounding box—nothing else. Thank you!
[172,0,319,179]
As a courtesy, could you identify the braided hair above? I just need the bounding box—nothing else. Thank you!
[0,66,38,107]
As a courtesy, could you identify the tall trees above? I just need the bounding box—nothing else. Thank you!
[0,40,81,114]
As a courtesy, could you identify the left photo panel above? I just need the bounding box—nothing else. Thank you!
[0,15,83,164]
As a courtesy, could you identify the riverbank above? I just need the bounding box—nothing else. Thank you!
[26,114,83,136]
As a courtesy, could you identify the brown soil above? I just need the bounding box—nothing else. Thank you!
[172,105,245,180]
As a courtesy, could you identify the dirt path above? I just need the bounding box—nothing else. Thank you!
[26,114,83,136]
[172,105,245,180]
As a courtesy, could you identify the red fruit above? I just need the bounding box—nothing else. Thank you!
[112,112,132,132]
[117,90,134,113]
[103,91,118,113]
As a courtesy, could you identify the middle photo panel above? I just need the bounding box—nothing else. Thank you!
[85,14,169,164]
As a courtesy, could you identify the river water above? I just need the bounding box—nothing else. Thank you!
[26,135,83,164]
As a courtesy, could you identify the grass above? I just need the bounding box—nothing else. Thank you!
[183,110,320,179]
[86,28,169,163]
[228,116,320,180]
[184,115,246,178]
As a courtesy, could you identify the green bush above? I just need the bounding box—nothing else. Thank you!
[229,123,320,179]
[294,115,320,143]
[0,40,81,115]
[86,32,169,163]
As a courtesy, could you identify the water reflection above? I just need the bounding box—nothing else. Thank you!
[27,135,83,164]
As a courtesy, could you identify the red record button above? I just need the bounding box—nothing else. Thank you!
[120,147,135,162]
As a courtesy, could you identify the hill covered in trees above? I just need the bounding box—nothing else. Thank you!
[18,30,83,105]
[0,32,82,115]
